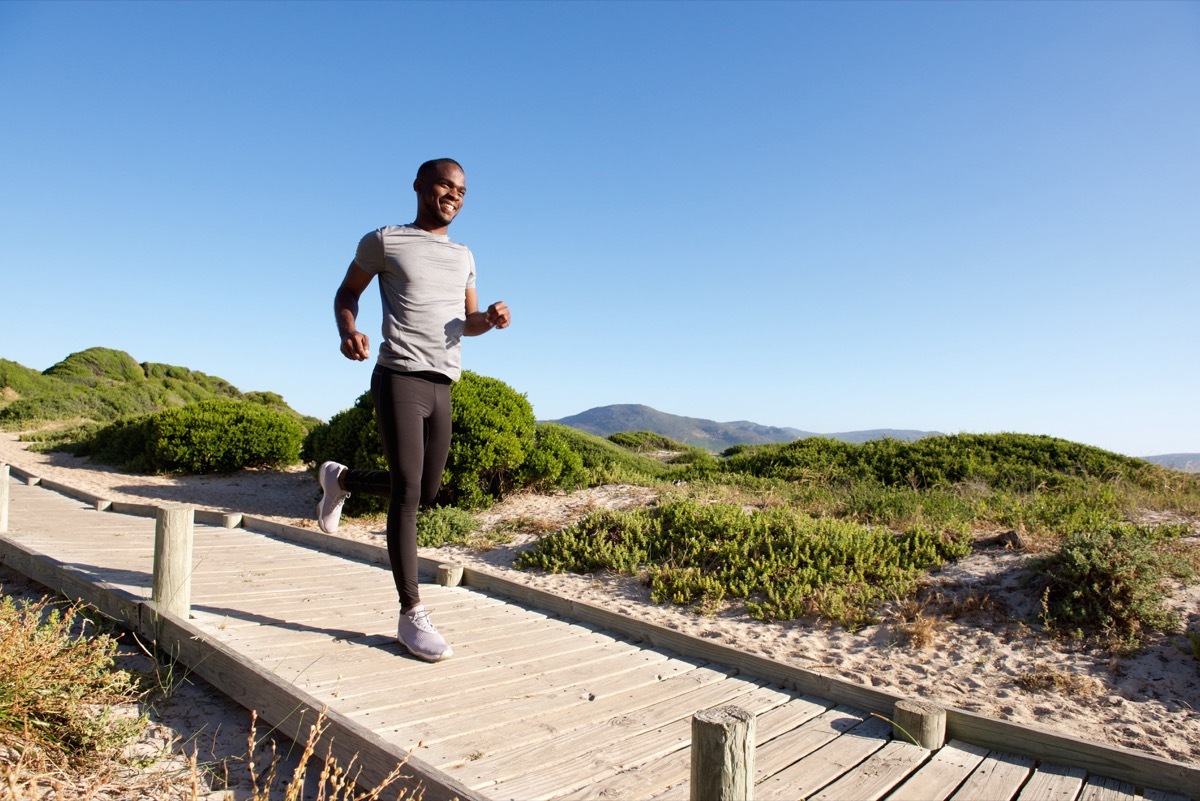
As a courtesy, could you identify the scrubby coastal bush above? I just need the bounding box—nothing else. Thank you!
[1031,522,1195,651]
[302,372,620,512]
[517,496,972,627]
[77,399,306,473]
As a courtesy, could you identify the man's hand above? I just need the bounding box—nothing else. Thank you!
[340,330,371,361]
[486,301,511,329]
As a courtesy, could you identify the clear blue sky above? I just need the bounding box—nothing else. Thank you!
[2,1,1197,457]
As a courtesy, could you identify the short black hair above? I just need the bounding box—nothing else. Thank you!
[415,158,464,182]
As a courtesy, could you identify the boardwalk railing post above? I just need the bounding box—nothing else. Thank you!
[691,705,755,801]
[1,463,9,532]
[893,700,946,749]
[152,504,194,618]
[436,563,464,587]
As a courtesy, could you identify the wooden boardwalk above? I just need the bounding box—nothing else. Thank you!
[1,468,1197,801]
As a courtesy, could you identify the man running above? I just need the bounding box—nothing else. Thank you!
[316,158,510,661]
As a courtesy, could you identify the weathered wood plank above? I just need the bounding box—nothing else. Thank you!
[338,642,664,718]
[1017,763,1087,801]
[755,715,893,800]
[885,739,990,801]
[484,682,790,801]
[428,661,742,775]
[951,751,1035,801]
[1078,774,1138,801]
[805,738,930,801]
[756,705,868,779]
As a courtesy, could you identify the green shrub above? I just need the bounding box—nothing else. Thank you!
[79,400,305,473]
[516,497,972,628]
[1032,522,1194,650]
[519,424,588,492]
[416,506,480,547]
[607,431,688,452]
[439,371,537,509]
[1,348,308,434]
[544,424,670,486]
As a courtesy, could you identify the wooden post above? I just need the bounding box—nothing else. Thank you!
[691,705,755,801]
[152,504,194,618]
[436,563,464,587]
[0,464,9,532]
[893,700,946,749]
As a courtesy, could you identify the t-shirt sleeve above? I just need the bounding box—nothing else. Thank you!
[354,229,386,275]
[466,248,477,289]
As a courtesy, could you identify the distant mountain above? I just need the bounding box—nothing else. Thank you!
[549,404,939,452]
[1142,453,1200,473]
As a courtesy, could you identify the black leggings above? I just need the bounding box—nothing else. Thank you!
[340,366,452,609]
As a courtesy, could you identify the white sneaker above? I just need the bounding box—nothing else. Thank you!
[397,605,453,661]
[315,461,349,534]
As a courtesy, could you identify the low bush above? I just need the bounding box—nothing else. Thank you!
[78,400,306,473]
[1032,522,1194,650]
[516,496,972,628]
[607,431,688,452]
[0,593,145,767]
[416,506,480,547]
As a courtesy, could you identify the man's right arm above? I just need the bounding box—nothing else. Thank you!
[335,262,374,361]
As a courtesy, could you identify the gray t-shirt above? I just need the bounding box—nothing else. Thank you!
[354,224,477,381]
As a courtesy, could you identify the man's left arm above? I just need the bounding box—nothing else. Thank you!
[463,288,511,336]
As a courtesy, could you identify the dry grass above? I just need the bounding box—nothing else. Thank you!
[1015,665,1098,696]
[0,588,420,801]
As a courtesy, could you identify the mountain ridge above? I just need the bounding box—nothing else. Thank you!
[549,403,940,452]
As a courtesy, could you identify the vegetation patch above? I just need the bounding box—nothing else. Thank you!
[1030,522,1194,651]
[516,496,972,628]
[0,593,145,769]
[1,348,314,432]
[70,399,307,474]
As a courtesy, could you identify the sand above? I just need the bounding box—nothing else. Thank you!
[1,431,1198,777]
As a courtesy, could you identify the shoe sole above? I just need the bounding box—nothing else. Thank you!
[398,641,453,662]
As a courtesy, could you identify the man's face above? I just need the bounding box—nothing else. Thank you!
[415,163,467,229]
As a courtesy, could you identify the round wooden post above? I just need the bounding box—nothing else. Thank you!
[152,504,194,617]
[691,705,755,801]
[0,464,10,532]
[436,563,464,587]
[893,700,946,749]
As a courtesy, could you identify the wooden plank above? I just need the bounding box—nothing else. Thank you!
[1078,775,1138,801]
[756,715,893,800]
[405,661,739,753]
[270,619,619,693]
[1142,789,1192,801]
[429,661,737,776]
[281,624,617,694]
[805,738,930,801]
[756,705,868,779]
[1016,763,1088,801]
[754,694,836,742]
[371,660,734,738]
[483,682,791,801]
[951,751,1035,801]
[886,739,990,801]
[340,642,665,717]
